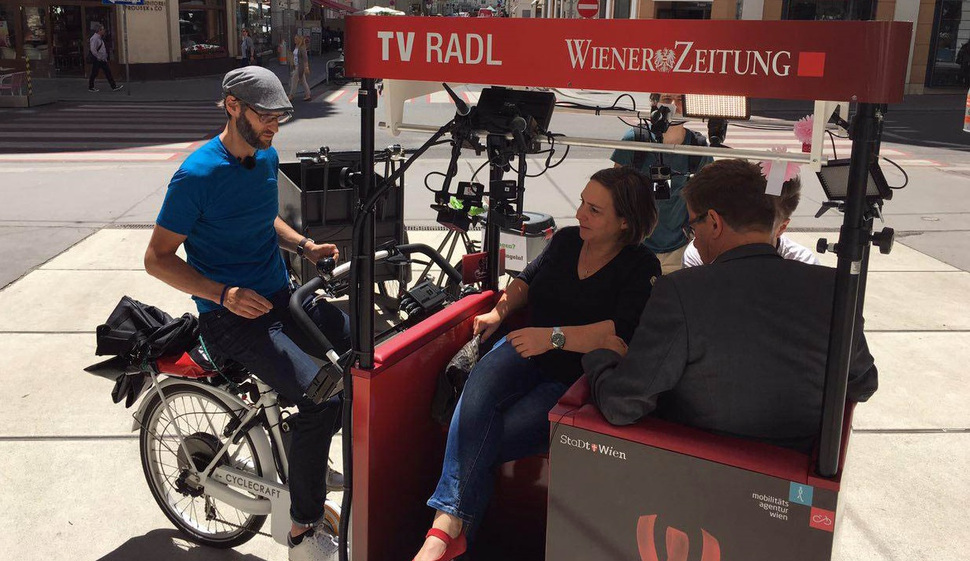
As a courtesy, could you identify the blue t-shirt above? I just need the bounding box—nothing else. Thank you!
[156,137,288,314]
[611,129,713,254]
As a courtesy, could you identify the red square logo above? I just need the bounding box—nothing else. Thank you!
[809,507,836,532]
[797,52,827,78]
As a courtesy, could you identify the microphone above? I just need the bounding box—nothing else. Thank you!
[442,83,470,117]
[240,155,256,169]
[510,116,528,153]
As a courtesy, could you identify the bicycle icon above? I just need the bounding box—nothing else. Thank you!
[812,514,833,526]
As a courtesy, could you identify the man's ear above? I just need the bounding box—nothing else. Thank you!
[225,96,243,119]
[709,209,726,239]
[775,218,791,237]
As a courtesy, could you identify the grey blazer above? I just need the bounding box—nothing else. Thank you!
[582,243,878,453]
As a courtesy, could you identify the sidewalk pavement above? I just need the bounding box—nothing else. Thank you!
[0,224,967,560]
[28,52,341,104]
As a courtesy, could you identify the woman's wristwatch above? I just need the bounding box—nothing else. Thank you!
[296,237,313,259]
[551,326,566,350]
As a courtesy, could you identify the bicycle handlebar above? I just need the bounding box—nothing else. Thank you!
[293,244,465,403]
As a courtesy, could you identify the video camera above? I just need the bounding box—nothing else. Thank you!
[431,86,557,232]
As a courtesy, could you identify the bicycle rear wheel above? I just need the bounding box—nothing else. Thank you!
[139,382,267,548]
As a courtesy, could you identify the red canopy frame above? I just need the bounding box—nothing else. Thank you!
[333,15,912,561]
[345,17,911,103]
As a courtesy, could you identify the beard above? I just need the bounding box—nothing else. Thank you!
[236,114,271,150]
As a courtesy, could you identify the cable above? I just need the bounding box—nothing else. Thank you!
[881,156,909,189]
[826,130,838,159]
[556,93,638,114]
[424,171,449,193]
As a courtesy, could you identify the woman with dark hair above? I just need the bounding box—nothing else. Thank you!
[412,167,662,561]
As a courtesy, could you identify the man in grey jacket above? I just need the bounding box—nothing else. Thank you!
[88,23,122,93]
[582,159,878,453]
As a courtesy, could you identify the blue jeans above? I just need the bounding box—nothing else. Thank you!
[428,337,569,530]
[199,288,351,525]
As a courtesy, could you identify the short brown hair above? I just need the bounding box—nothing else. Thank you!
[589,166,659,246]
[682,159,775,234]
[775,176,802,220]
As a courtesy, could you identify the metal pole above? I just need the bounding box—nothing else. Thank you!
[484,136,506,291]
[123,6,130,95]
[817,103,879,478]
[356,77,378,369]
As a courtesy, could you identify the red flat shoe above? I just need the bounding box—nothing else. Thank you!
[426,528,467,561]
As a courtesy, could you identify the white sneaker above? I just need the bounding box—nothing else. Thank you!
[326,467,344,492]
[288,526,339,561]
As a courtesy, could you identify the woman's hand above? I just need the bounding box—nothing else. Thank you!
[507,327,554,358]
[305,242,339,264]
[225,287,273,319]
[600,335,628,357]
[473,310,503,342]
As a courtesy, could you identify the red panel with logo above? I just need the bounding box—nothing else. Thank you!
[344,17,911,102]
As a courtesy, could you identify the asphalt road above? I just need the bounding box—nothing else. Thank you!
[1,83,968,290]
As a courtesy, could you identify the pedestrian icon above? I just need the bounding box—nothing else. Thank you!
[789,482,814,506]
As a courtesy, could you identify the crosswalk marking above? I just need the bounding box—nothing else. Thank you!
[0,101,219,161]
[0,152,179,162]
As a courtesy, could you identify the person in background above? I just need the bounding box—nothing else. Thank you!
[612,92,712,275]
[682,175,819,267]
[289,35,311,102]
[240,28,256,67]
[583,159,878,454]
[88,23,122,93]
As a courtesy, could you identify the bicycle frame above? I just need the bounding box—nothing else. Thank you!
[131,373,296,546]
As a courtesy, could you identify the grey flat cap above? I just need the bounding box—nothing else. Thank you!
[222,66,293,113]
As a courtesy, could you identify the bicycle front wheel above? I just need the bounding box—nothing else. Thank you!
[139,382,268,549]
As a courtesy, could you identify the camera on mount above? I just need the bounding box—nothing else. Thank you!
[649,165,672,200]
[433,181,485,232]
[487,179,524,230]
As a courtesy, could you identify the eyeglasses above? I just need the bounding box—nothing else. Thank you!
[244,104,292,125]
[686,212,709,237]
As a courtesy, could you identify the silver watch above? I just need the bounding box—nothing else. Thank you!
[551,326,566,350]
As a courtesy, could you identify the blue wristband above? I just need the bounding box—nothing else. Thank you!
[219,285,232,307]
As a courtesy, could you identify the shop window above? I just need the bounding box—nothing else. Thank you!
[928,0,969,87]
[0,5,16,60]
[180,0,228,58]
[50,5,84,73]
[613,0,631,18]
[22,6,49,61]
[655,1,712,19]
[237,0,272,57]
[783,0,876,20]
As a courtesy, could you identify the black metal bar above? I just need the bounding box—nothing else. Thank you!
[484,137,506,291]
[817,103,879,478]
[395,243,463,284]
[357,78,378,369]
[288,276,337,355]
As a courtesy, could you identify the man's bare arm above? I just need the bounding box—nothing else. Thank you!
[144,224,272,319]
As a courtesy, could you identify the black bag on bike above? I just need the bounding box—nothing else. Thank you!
[95,295,199,363]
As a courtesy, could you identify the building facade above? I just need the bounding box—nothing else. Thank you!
[0,0,339,80]
[535,0,969,93]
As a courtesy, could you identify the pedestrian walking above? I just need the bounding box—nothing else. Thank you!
[288,35,312,102]
[240,28,256,67]
[88,23,123,93]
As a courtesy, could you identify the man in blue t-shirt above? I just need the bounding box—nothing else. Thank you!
[611,92,713,275]
[144,66,347,561]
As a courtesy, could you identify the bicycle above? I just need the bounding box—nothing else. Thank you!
[86,245,466,550]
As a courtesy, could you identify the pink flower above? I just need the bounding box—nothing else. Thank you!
[793,115,814,145]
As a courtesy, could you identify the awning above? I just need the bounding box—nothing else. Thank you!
[314,0,355,13]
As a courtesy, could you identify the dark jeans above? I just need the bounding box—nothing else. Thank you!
[199,288,351,525]
[88,59,116,89]
[427,337,569,531]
